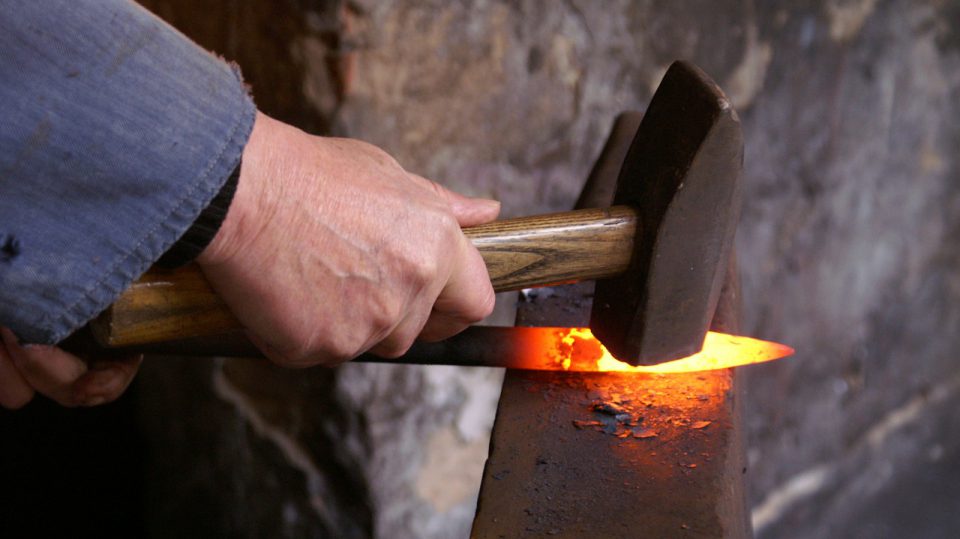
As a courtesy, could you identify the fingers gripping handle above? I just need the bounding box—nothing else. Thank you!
[90,206,639,347]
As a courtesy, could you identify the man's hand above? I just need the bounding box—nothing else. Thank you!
[0,327,141,409]
[0,112,497,408]
[197,112,500,367]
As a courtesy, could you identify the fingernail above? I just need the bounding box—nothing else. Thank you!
[478,199,500,210]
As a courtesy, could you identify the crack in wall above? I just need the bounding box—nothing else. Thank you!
[751,370,960,533]
[751,463,831,532]
[826,0,878,42]
[211,363,336,527]
[723,21,772,110]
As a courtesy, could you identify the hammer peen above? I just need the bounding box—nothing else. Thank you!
[70,61,746,367]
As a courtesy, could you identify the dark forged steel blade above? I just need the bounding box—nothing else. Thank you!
[591,61,744,365]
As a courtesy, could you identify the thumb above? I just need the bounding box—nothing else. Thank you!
[411,174,501,227]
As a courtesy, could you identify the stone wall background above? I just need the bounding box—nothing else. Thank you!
[121,1,960,537]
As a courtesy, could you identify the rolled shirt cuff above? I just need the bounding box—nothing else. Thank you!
[0,0,256,343]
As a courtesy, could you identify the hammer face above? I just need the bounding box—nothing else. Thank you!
[591,62,743,366]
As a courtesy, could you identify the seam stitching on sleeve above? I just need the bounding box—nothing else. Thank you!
[37,85,254,342]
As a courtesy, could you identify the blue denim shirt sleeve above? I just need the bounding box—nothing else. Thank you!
[0,0,256,344]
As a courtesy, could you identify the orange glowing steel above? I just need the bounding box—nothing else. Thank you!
[545,328,793,373]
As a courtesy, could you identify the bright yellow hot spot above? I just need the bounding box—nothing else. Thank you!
[559,327,793,374]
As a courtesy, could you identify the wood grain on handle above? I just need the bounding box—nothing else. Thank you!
[466,205,637,290]
[92,205,639,347]
[91,263,239,347]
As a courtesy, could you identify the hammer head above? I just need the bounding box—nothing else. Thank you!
[590,61,743,366]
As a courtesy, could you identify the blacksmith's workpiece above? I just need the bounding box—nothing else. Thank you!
[71,61,744,367]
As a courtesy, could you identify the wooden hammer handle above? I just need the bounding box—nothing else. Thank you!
[91,205,638,347]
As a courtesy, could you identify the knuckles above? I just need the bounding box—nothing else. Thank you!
[271,208,476,368]
[371,336,416,359]
[266,325,372,369]
[224,132,491,372]
[368,293,405,336]
[396,210,460,281]
[468,285,497,323]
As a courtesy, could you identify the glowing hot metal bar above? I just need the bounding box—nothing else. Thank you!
[361,327,793,372]
[546,328,794,373]
[92,325,793,373]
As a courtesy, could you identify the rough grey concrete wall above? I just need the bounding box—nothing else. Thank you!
[137,1,960,538]
[739,1,960,537]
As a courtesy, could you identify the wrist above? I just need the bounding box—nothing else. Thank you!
[156,161,240,268]
[196,111,273,268]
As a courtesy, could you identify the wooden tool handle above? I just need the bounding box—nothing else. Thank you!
[465,205,636,289]
[91,205,638,347]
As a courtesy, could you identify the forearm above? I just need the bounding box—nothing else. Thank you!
[0,0,255,343]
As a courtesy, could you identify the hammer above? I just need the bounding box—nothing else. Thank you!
[69,61,742,367]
